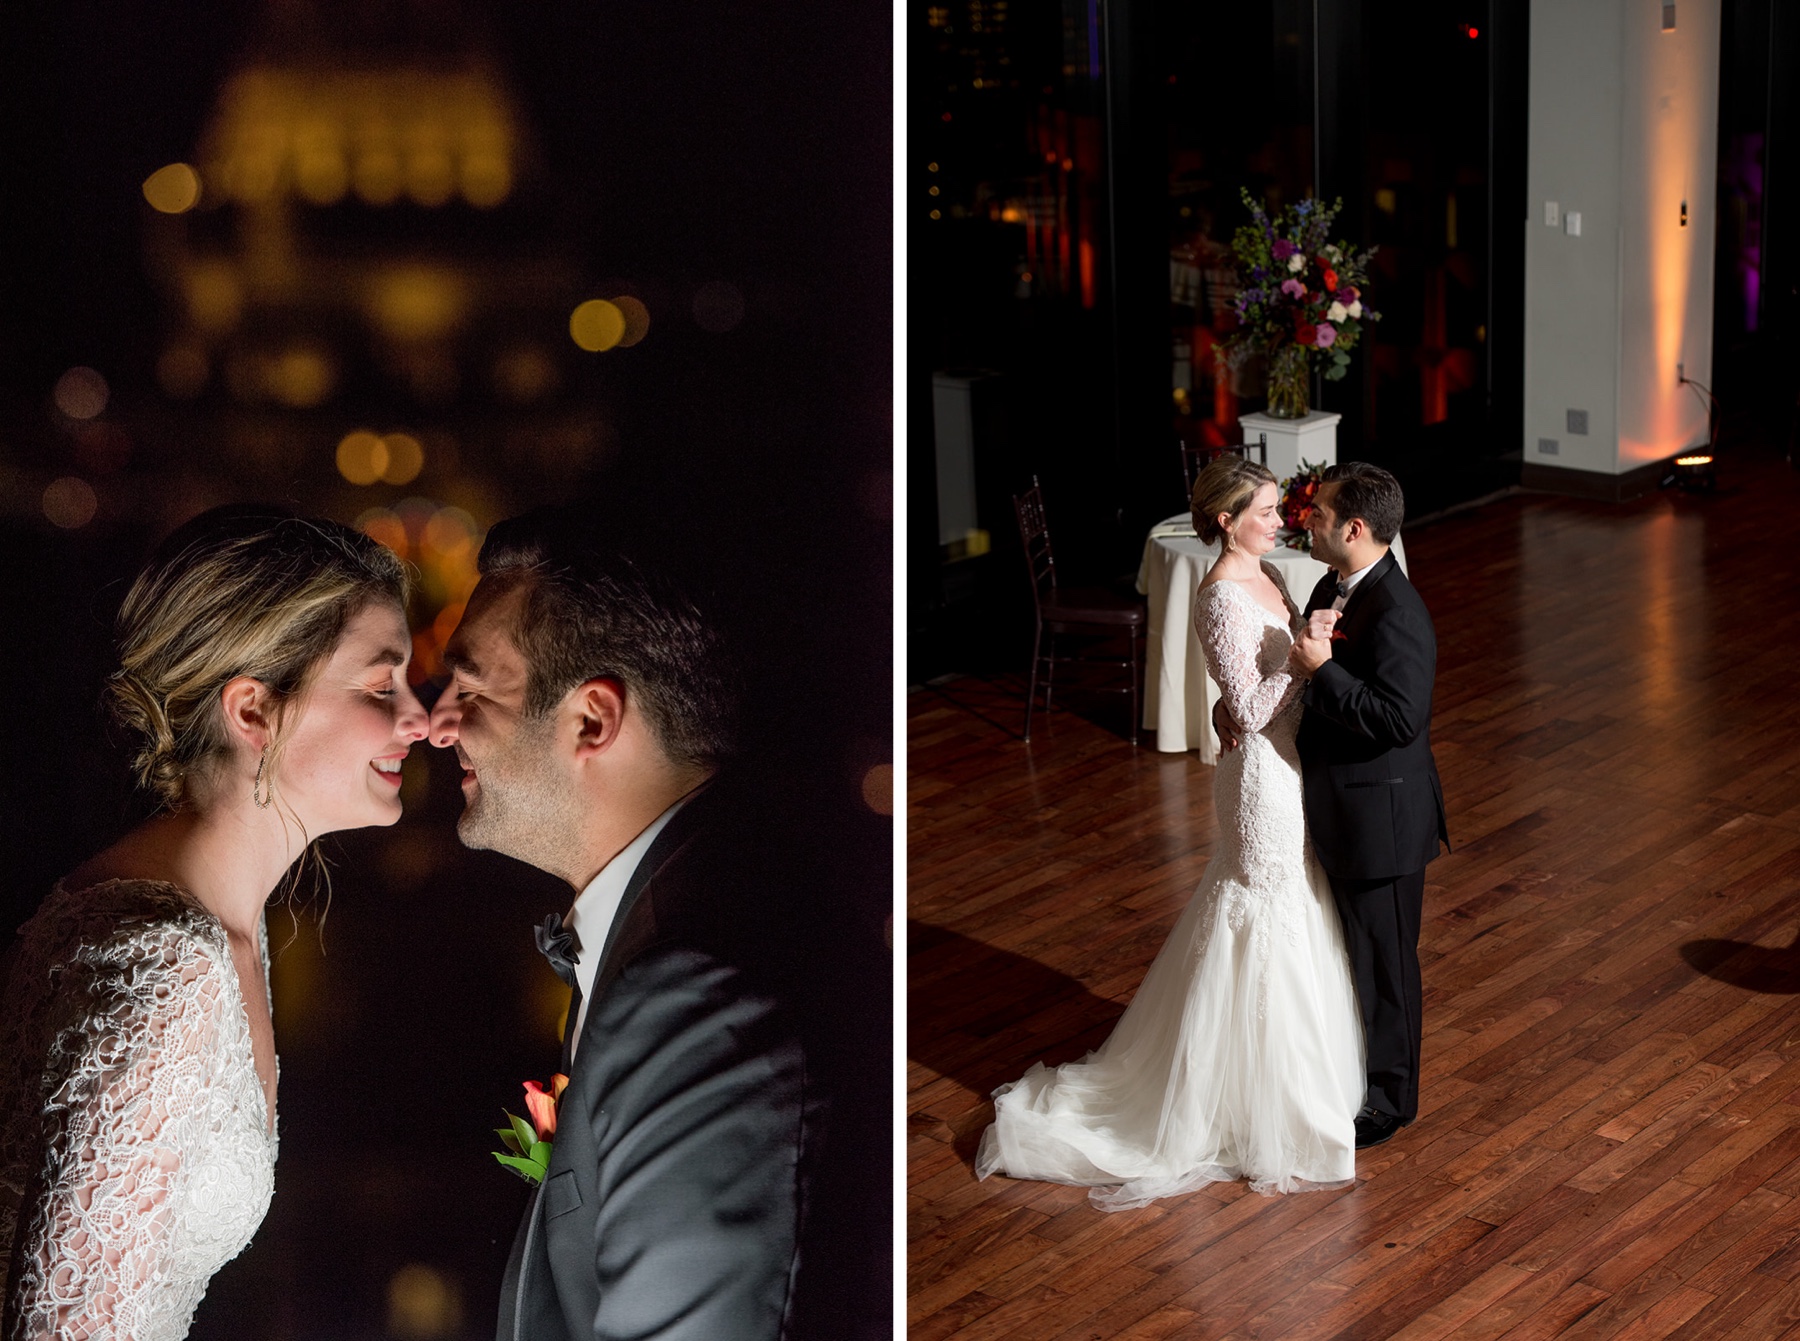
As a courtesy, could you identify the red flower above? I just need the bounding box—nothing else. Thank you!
[523,1073,570,1141]
[1295,323,1317,347]
[1322,267,1339,292]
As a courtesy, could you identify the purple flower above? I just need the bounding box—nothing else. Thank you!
[1315,324,1337,349]
[1281,278,1305,299]
[1271,238,1297,261]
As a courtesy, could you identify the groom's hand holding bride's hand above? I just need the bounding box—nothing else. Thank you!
[1290,609,1339,675]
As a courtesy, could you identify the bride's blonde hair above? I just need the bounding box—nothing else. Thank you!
[107,506,410,811]
[1191,455,1277,545]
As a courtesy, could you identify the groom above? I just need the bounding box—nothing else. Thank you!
[1218,461,1447,1148]
[429,512,844,1340]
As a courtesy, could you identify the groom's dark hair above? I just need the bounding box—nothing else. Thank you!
[476,510,739,768]
[1322,462,1405,544]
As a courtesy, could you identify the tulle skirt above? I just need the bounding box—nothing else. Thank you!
[976,853,1364,1211]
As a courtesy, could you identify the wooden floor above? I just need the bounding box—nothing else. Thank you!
[909,444,1800,1340]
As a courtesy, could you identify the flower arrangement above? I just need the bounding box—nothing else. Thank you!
[492,1073,568,1185]
[1279,460,1329,551]
[1223,189,1379,417]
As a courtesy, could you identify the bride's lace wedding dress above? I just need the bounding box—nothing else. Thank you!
[977,563,1363,1209]
[0,880,277,1339]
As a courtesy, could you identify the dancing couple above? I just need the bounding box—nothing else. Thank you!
[0,506,864,1339]
[980,458,1449,1209]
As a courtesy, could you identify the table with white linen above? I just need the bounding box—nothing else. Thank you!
[1136,515,1408,760]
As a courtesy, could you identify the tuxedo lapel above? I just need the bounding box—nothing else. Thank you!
[494,1182,568,1341]
[1336,549,1398,628]
[578,779,718,1043]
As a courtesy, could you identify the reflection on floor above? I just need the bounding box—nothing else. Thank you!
[910,441,1800,1340]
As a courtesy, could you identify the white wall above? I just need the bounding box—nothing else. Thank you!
[1525,0,1719,477]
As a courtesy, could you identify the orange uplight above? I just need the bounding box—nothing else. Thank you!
[1675,454,1712,466]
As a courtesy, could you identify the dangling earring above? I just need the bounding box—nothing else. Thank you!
[253,747,272,809]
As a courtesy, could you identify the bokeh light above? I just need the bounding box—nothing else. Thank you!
[184,262,245,333]
[336,430,388,485]
[692,280,746,333]
[614,295,651,347]
[422,505,477,557]
[266,345,337,407]
[861,763,894,816]
[569,299,626,352]
[353,147,404,205]
[405,148,456,207]
[492,346,559,402]
[380,432,425,484]
[386,1263,462,1339]
[369,267,466,342]
[142,162,203,214]
[53,367,110,420]
[460,153,512,207]
[294,141,350,205]
[356,506,408,554]
[43,477,99,529]
[157,345,210,399]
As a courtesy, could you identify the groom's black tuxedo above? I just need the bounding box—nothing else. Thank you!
[496,776,874,1341]
[1299,549,1448,1123]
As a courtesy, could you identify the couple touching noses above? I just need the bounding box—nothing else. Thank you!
[1,505,851,1341]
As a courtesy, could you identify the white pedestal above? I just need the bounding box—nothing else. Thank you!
[1238,410,1340,482]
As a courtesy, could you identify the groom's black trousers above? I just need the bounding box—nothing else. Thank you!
[1329,868,1426,1123]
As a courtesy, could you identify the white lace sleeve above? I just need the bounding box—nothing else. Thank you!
[1196,583,1304,735]
[9,927,230,1339]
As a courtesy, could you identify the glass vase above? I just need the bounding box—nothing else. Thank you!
[1265,342,1310,419]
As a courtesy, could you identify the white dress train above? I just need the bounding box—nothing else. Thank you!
[976,564,1364,1210]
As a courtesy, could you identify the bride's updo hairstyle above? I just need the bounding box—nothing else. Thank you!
[1191,455,1278,545]
[106,506,410,810]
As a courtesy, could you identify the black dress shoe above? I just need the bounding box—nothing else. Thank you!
[1354,1109,1410,1149]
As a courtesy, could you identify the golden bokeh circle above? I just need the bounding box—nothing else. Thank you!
[569,299,627,352]
[337,430,389,485]
[143,163,203,214]
[380,433,425,485]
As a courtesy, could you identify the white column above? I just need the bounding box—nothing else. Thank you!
[1524,0,1719,485]
[1236,409,1340,483]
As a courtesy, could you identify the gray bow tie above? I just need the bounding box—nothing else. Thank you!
[534,914,579,989]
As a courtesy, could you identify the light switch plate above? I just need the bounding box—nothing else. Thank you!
[1565,211,1582,236]
[1545,201,1560,227]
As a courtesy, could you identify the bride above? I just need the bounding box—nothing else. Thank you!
[977,456,1364,1210]
[0,506,428,1338]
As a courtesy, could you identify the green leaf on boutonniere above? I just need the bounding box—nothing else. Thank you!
[508,1111,538,1154]
[493,1152,548,1184]
[529,1141,553,1166]
[496,1126,523,1155]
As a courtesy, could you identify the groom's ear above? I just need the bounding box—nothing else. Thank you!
[571,678,627,759]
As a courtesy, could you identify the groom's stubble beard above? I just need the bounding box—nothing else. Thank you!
[456,710,586,878]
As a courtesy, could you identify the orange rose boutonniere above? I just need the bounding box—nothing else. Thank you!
[492,1073,568,1185]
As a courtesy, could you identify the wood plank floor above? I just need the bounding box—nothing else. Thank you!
[909,444,1800,1340]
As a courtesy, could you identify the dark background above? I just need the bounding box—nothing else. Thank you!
[910,0,1800,688]
[0,1,891,1337]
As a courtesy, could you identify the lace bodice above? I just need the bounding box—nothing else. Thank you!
[1195,563,1305,740]
[0,880,277,1341]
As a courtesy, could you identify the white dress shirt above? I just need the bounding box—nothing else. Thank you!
[563,797,688,1059]
[1329,554,1384,612]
